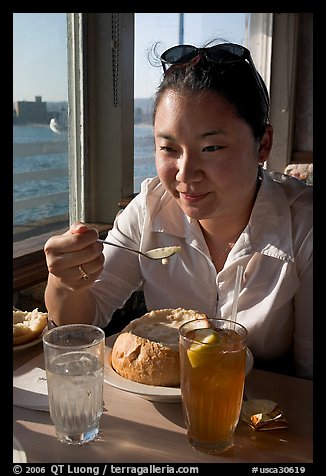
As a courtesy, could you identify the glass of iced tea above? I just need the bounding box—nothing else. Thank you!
[43,324,105,445]
[179,318,247,454]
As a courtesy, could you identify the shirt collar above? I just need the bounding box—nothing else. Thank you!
[247,169,295,262]
[146,170,296,262]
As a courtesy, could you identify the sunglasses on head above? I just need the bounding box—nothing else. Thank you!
[161,43,269,109]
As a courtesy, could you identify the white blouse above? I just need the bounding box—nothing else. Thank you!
[90,168,313,379]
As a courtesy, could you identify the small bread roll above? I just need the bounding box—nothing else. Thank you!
[111,308,207,387]
[13,308,48,346]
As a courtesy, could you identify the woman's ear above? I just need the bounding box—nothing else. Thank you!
[258,124,273,163]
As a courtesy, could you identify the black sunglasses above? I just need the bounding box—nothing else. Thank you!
[161,43,269,109]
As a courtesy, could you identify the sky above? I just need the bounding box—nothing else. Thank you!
[13,13,246,102]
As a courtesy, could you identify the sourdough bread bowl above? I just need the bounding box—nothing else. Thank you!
[110,308,207,386]
[13,308,48,346]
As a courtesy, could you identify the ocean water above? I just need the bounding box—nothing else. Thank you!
[13,124,156,226]
[134,124,157,190]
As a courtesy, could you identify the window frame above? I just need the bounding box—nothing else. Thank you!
[68,13,135,226]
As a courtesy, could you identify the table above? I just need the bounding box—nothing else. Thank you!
[13,342,313,464]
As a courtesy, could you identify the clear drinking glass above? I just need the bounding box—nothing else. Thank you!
[43,324,105,445]
[179,318,247,454]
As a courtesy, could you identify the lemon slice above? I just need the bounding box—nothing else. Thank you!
[186,328,220,368]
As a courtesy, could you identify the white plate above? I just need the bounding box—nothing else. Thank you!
[13,327,47,352]
[104,334,254,403]
[13,436,27,463]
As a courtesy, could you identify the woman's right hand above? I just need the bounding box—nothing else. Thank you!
[44,222,104,291]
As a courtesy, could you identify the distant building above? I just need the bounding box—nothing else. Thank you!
[134,97,154,124]
[13,96,47,124]
[134,107,144,124]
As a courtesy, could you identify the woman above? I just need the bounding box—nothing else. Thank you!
[44,42,313,379]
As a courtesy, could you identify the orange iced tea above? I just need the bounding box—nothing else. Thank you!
[179,319,247,454]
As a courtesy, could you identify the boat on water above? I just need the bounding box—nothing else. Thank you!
[49,118,67,135]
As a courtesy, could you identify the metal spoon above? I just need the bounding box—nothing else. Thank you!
[98,239,181,261]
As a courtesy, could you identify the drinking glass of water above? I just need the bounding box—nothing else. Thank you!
[42,324,105,445]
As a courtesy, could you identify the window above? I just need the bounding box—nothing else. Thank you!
[13,13,134,291]
[13,13,69,243]
[14,13,311,293]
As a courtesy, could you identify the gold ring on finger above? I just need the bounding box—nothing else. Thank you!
[78,264,90,280]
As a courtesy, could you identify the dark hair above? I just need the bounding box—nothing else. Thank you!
[152,43,270,140]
